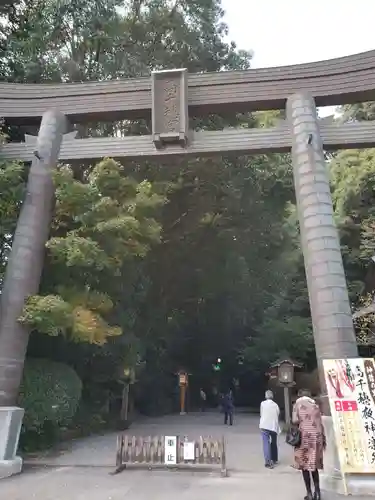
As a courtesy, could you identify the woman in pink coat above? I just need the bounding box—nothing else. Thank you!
[292,389,326,500]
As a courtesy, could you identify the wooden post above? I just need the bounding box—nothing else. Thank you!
[120,383,130,421]
[180,384,186,415]
[284,385,291,426]
[178,371,188,415]
[221,435,227,477]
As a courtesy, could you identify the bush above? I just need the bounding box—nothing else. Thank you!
[18,358,82,440]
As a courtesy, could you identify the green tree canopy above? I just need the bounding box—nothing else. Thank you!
[20,158,166,345]
[0,0,325,414]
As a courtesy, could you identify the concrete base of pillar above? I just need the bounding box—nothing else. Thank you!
[0,456,23,480]
[322,416,375,496]
[0,407,24,480]
[321,416,344,494]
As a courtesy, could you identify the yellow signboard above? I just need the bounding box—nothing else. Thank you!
[323,358,375,474]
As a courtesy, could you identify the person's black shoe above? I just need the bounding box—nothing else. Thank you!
[304,494,313,500]
[313,490,321,500]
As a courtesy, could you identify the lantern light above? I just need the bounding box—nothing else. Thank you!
[277,360,295,385]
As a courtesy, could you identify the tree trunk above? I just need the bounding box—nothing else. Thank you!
[287,93,358,414]
[120,383,130,421]
[0,110,67,406]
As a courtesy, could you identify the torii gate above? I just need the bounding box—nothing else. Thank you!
[1,51,375,490]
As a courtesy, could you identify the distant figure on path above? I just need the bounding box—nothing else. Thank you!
[292,389,326,500]
[222,389,234,425]
[259,390,280,469]
[199,388,207,412]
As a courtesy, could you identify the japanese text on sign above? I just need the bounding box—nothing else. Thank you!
[164,436,177,465]
[323,358,375,473]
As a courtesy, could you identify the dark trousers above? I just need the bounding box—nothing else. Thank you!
[261,429,278,464]
[224,411,233,425]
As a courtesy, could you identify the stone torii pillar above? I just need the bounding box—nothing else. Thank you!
[287,92,358,391]
[287,93,363,495]
[0,109,69,479]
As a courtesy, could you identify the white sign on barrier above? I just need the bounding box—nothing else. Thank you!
[183,442,195,461]
[164,436,177,465]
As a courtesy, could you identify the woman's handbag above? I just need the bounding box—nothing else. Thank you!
[285,425,301,447]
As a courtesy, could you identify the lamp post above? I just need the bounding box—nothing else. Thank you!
[270,356,302,426]
[278,361,294,426]
[121,367,135,423]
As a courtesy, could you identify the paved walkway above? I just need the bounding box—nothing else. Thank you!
[0,412,366,499]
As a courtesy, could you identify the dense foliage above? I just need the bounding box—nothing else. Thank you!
[18,359,82,448]
[19,158,166,345]
[1,0,374,438]
[330,106,375,351]
[0,131,25,288]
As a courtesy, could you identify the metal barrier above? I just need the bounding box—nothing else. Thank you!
[114,435,227,477]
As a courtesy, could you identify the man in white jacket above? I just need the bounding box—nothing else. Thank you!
[259,390,280,468]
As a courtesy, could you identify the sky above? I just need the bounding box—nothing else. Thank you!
[221,0,375,116]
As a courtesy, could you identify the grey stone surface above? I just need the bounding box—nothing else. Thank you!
[0,110,68,407]
[286,93,358,392]
[24,412,284,471]
[0,407,24,478]
[321,416,345,494]
[0,407,24,461]
[2,466,364,500]
[0,457,22,480]
[0,413,367,499]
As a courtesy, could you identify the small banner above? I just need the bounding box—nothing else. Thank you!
[164,436,177,465]
[323,358,375,473]
[183,441,195,461]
